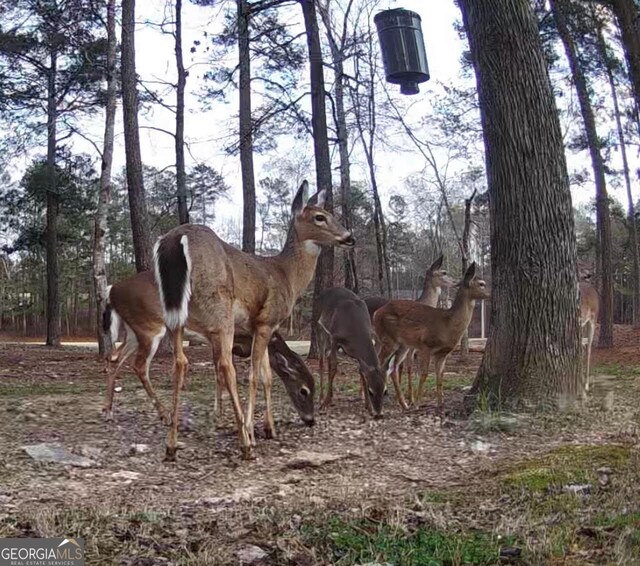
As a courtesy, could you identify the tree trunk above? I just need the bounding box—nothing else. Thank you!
[551,0,613,348]
[608,0,640,114]
[598,22,640,328]
[46,49,60,347]
[459,0,581,407]
[175,0,189,225]
[300,0,334,359]
[238,0,256,253]
[460,189,477,359]
[317,1,358,292]
[93,0,117,358]
[122,0,153,272]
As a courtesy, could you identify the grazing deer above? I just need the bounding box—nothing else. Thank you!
[363,255,454,403]
[316,287,385,417]
[154,181,354,460]
[102,270,316,426]
[579,277,599,392]
[374,263,489,411]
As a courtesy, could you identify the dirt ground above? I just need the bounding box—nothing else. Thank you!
[0,327,639,565]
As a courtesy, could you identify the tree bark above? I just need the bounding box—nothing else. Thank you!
[122,0,153,272]
[552,0,613,348]
[238,0,256,252]
[459,0,581,407]
[93,0,117,358]
[300,0,334,359]
[46,48,60,347]
[175,0,188,225]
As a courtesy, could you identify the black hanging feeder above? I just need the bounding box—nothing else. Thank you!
[375,8,429,95]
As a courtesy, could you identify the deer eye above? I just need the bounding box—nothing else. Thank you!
[441,271,447,275]
[314,214,326,223]
[300,386,310,397]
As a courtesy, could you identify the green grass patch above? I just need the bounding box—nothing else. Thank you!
[595,511,640,530]
[303,516,512,566]
[592,363,640,378]
[502,444,631,492]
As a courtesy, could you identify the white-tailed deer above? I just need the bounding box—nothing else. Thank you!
[579,277,599,392]
[154,181,354,460]
[364,255,454,403]
[316,287,386,417]
[102,270,316,426]
[374,263,489,412]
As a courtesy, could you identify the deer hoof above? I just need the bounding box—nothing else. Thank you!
[164,446,178,462]
[102,408,113,422]
[241,445,255,461]
[158,412,171,426]
[264,426,277,440]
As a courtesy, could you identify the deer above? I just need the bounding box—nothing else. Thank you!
[102,270,316,427]
[373,263,489,412]
[316,287,386,417]
[363,255,454,403]
[154,180,354,460]
[579,276,599,392]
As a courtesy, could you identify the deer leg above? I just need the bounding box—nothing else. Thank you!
[260,354,276,439]
[132,329,169,424]
[585,321,594,393]
[318,349,325,405]
[433,352,449,414]
[320,344,338,410]
[103,327,137,421]
[406,350,415,404]
[245,326,272,447]
[165,326,189,462]
[415,348,432,405]
[389,347,410,410]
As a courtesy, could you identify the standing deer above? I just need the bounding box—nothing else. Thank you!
[579,277,599,392]
[316,287,385,417]
[364,255,454,403]
[154,181,354,460]
[374,263,489,412]
[102,270,316,426]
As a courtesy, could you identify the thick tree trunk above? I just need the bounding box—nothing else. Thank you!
[300,0,334,359]
[175,0,188,225]
[459,0,581,407]
[238,0,256,253]
[93,0,117,358]
[122,0,153,272]
[46,50,60,347]
[608,0,640,114]
[552,0,613,348]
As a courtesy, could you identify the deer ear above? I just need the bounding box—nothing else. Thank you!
[307,188,327,209]
[291,181,308,216]
[463,262,477,286]
[429,254,444,272]
[274,352,292,374]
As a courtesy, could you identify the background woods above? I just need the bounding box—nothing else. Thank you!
[1,0,640,389]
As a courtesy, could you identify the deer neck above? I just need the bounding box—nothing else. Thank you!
[417,280,440,307]
[274,230,321,299]
[448,288,476,333]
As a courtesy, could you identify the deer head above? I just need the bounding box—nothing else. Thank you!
[461,262,490,300]
[291,181,355,249]
[359,358,385,419]
[268,333,315,426]
[426,254,455,289]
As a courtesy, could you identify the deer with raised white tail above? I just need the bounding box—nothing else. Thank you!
[316,287,386,417]
[102,270,316,426]
[374,263,489,412]
[153,181,354,460]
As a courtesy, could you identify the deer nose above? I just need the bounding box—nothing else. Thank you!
[340,234,355,247]
[303,415,315,426]
[373,412,384,420]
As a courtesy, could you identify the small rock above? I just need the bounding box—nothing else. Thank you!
[562,483,591,495]
[114,386,123,393]
[285,450,345,469]
[111,470,141,481]
[597,467,611,487]
[129,443,151,455]
[471,440,492,453]
[290,514,302,529]
[236,544,268,564]
[23,443,96,468]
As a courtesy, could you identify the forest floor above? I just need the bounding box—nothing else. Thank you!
[0,326,639,565]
